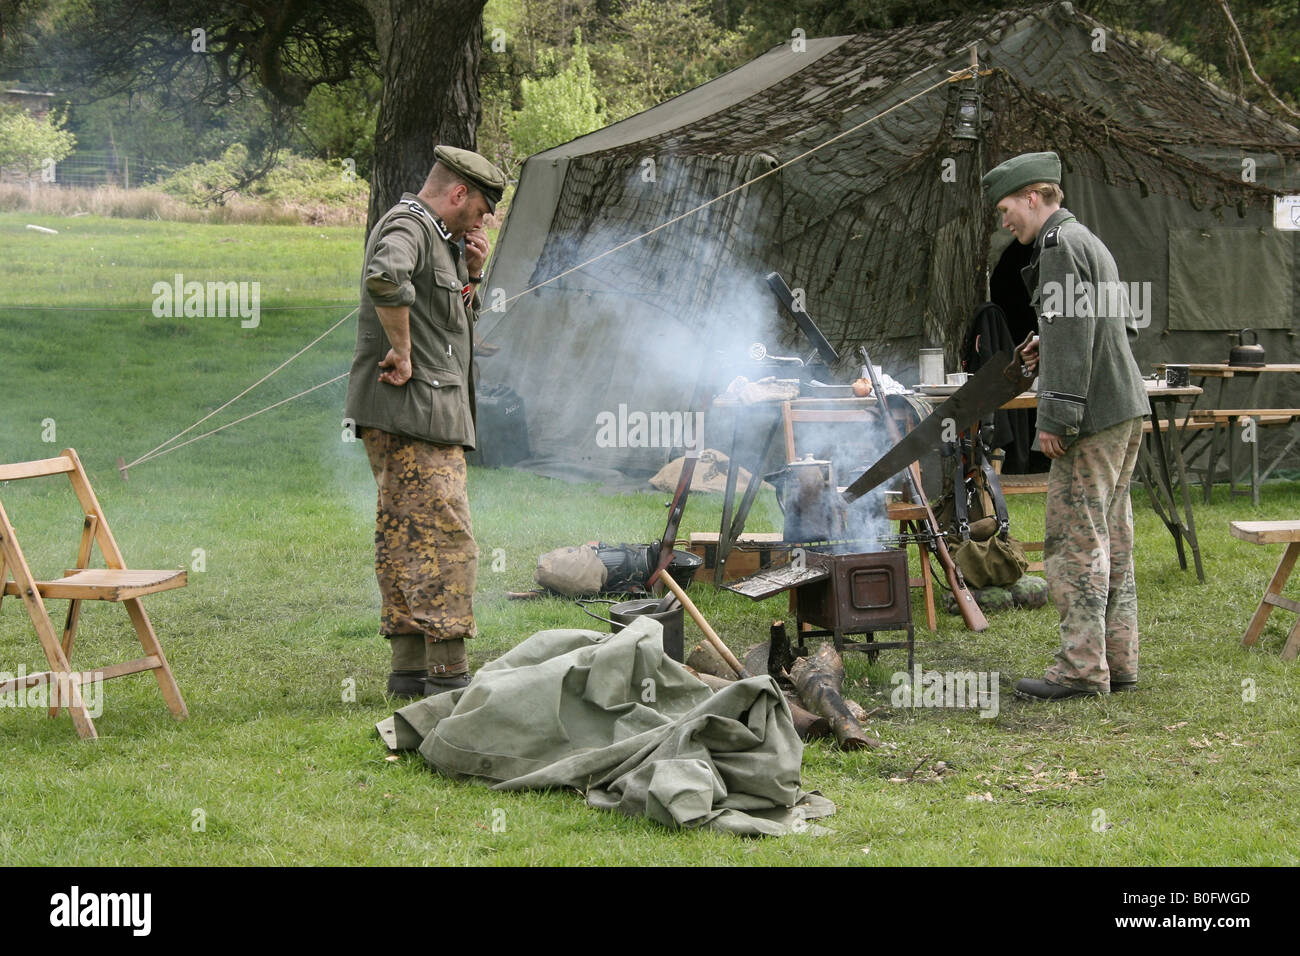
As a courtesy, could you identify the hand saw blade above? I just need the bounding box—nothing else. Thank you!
[842,350,1026,504]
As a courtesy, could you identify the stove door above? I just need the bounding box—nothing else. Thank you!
[848,565,898,611]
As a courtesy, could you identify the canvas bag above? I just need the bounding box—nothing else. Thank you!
[935,437,1028,589]
[534,545,607,596]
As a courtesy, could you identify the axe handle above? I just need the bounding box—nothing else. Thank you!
[658,573,751,678]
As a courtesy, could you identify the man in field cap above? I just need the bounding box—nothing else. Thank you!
[981,150,1148,702]
[345,145,507,699]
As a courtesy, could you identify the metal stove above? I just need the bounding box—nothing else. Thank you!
[724,541,915,668]
[793,547,913,668]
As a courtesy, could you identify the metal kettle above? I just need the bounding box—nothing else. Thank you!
[1229,329,1266,368]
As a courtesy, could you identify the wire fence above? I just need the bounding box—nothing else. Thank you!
[2,149,182,189]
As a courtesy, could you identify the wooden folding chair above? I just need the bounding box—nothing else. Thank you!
[0,448,187,739]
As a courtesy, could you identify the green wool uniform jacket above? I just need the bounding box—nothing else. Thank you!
[1022,207,1148,442]
[345,194,478,449]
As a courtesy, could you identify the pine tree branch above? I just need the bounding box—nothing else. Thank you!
[1217,0,1300,121]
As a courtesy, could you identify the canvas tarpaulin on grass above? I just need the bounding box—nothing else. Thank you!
[381,617,834,836]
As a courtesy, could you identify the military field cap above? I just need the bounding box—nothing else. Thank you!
[434,145,506,211]
[982,150,1062,204]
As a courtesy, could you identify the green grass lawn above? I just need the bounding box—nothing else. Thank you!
[1,212,1297,865]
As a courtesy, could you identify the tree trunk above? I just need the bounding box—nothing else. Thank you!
[364,0,487,232]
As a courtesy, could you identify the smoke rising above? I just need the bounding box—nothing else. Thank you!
[479,153,902,545]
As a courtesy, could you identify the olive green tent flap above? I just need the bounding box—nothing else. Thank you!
[389,618,835,836]
[1169,228,1294,331]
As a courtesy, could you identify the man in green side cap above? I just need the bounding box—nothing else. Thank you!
[345,146,508,698]
[981,151,1149,702]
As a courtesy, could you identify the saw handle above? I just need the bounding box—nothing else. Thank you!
[1008,331,1039,381]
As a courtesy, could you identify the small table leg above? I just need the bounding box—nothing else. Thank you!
[1250,418,1260,508]
[715,410,779,585]
[1282,623,1300,661]
[1166,406,1205,583]
[1139,430,1188,570]
[1243,541,1300,648]
[1149,397,1204,582]
[1205,422,1223,504]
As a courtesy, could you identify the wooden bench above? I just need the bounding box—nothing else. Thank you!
[1230,520,1300,661]
[688,532,787,582]
[1142,417,1217,435]
[998,472,1049,495]
[1187,412,1299,506]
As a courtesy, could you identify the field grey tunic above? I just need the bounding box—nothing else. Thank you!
[345,193,478,448]
[1022,207,1148,441]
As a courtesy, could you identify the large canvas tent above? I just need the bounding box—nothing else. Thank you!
[479,1,1300,475]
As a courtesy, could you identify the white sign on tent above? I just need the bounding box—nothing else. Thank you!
[1273,195,1300,230]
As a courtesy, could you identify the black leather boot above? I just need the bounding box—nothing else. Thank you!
[387,670,427,698]
[387,634,427,698]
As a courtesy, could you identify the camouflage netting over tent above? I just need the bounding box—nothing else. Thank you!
[480,1,1300,475]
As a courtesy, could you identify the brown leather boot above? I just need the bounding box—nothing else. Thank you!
[424,637,471,696]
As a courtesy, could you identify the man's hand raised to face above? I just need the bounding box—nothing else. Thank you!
[464,228,490,277]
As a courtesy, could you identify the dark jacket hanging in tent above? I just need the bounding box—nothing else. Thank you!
[962,302,1035,473]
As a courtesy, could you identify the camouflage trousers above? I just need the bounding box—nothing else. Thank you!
[1042,417,1144,691]
[360,428,477,642]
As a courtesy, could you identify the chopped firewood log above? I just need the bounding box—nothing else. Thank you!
[687,641,735,679]
[845,699,869,724]
[742,642,772,680]
[684,669,736,693]
[685,665,829,740]
[785,694,831,740]
[740,623,797,683]
[789,642,881,750]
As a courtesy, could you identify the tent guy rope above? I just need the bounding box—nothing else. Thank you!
[119,308,357,476]
[121,374,350,477]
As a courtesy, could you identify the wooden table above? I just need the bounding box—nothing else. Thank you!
[998,386,1206,582]
[1153,363,1300,383]
[712,385,1206,588]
